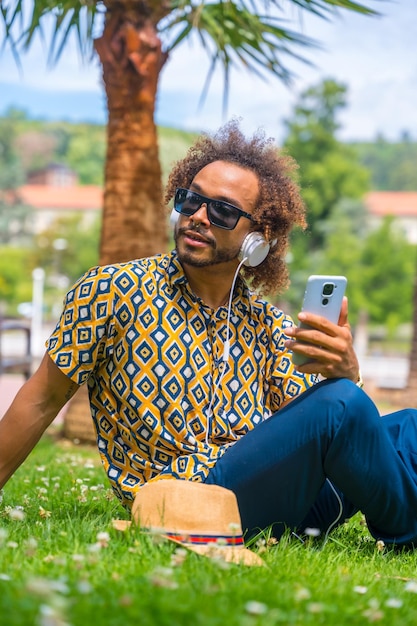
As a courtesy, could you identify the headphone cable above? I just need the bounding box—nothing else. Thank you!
[205,257,247,445]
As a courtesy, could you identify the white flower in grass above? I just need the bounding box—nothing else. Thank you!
[245,601,268,615]
[148,566,178,589]
[228,522,240,534]
[72,554,85,563]
[87,543,102,553]
[8,507,25,521]
[385,598,403,609]
[38,603,69,626]
[96,531,110,547]
[25,537,38,556]
[43,555,55,563]
[405,580,417,593]
[6,541,18,549]
[26,577,55,596]
[354,585,368,595]
[27,577,70,597]
[77,580,93,594]
[304,527,321,537]
[212,556,231,570]
[0,573,11,581]
[294,587,311,601]
[376,540,385,552]
[36,466,46,473]
[152,566,174,577]
[171,548,188,567]
[362,598,384,622]
[307,602,324,614]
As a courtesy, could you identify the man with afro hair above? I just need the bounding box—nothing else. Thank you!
[2,120,417,550]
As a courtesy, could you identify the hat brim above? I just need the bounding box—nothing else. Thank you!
[170,537,265,566]
[112,519,264,567]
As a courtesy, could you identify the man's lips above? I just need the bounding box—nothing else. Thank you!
[181,229,213,246]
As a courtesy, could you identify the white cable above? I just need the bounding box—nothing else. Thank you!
[321,478,344,548]
[205,257,247,445]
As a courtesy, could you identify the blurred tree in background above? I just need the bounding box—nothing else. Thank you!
[360,216,415,332]
[355,133,417,191]
[281,79,415,333]
[282,79,369,311]
[0,110,34,245]
[0,247,33,314]
[32,216,101,286]
[283,79,369,248]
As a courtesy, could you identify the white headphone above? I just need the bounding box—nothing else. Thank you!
[238,232,270,267]
[170,208,273,267]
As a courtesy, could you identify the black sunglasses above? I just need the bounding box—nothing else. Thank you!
[174,187,254,230]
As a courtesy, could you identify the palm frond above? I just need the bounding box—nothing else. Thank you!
[162,0,383,110]
[0,0,101,65]
[288,0,381,17]
[163,3,317,84]
[0,0,385,105]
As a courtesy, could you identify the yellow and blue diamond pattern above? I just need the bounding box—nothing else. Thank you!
[47,252,314,508]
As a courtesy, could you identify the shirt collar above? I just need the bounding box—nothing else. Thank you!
[166,249,250,307]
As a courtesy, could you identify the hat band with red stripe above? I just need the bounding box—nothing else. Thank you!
[160,531,245,547]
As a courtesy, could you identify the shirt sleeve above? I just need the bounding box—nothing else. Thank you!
[46,266,115,385]
[266,307,317,412]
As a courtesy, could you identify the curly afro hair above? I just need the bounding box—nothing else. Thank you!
[164,119,307,296]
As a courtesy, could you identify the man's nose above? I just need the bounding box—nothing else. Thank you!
[191,202,210,225]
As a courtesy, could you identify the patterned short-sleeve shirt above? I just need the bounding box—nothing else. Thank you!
[47,252,315,508]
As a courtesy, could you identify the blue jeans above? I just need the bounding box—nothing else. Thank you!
[205,379,417,545]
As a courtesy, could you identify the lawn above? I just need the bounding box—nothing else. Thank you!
[1,427,417,625]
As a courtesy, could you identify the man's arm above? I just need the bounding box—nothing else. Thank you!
[0,353,80,489]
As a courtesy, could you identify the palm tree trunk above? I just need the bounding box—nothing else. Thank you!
[63,1,170,442]
[96,1,170,264]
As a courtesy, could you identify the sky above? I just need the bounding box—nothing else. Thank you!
[0,0,416,144]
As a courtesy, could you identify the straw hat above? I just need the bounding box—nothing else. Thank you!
[113,480,264,567]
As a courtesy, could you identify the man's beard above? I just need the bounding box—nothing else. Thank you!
[174,229,241,267]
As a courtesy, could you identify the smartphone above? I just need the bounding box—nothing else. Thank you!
[291,275,347,366]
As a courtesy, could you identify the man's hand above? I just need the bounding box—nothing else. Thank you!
[284,297,360,382]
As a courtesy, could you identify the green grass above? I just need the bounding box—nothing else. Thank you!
[2,430,417,625]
